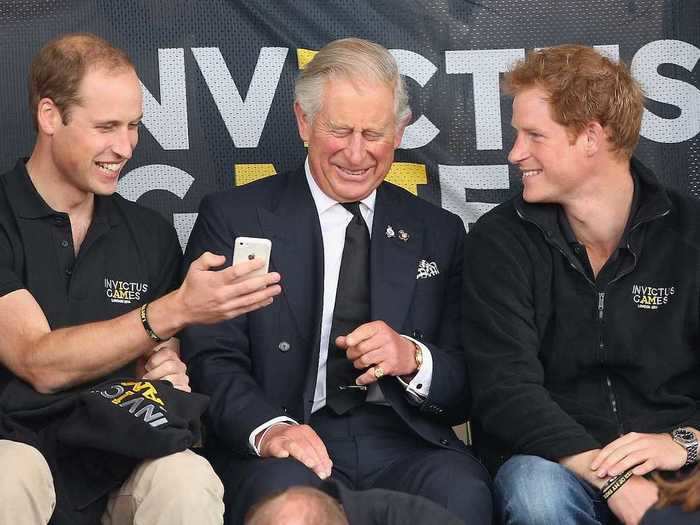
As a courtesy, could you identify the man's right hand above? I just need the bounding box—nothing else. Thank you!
[175,251,281,326]
[607,475,658,525]
[258,424,333,479]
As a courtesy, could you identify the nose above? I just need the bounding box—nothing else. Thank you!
[346,132,367,165]
[508,132,528,166]
[112,127,136,159]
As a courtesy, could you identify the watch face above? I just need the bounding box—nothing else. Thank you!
[672,428,696,446]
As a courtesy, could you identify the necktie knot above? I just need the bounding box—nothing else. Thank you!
[341,201,362,220]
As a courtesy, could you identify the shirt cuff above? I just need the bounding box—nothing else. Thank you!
[248,416,298,456]
[397,335,433,401]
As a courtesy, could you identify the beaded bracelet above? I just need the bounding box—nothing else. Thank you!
[602,468,634,501]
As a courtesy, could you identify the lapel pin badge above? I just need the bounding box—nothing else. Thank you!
[385,225,395,238]
[398,229,409,242]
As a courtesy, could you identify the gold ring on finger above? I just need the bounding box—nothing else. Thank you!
[373,366,385,379]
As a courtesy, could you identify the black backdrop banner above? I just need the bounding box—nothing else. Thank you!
[0,0,698,248]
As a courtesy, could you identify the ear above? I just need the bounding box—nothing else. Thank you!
[293,101,311,143]
[393,110,411,149]
[36,97,63,136]
[581,121,605,156]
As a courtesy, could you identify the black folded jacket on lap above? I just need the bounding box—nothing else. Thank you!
[0,377,208,525]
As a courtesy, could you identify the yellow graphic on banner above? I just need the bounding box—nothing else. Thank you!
[385,163,427,195]
[297,48,318,70]
[235,164,277,186]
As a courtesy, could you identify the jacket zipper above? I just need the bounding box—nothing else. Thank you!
[598,291,624,435]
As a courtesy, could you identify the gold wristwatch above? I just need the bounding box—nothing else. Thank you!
[413,341,423,371]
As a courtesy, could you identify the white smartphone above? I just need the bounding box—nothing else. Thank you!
[232,237,272,276]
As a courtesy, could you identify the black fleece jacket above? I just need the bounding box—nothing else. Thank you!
[463,158,700,473]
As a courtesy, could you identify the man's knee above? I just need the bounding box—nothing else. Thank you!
[432,453,493,521]
[239,457,321,500]
[118,449,223,512]
[378,449,493,522]
[141,449,223,502]
[495,455,595,524]
[105,449,224,525]
[0,440,55,522]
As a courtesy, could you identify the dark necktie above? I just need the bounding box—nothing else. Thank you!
[325,202,370,414]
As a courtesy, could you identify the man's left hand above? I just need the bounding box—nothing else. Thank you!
[138,338,191,392]
[337,321,417,386]
[590,431,687,477]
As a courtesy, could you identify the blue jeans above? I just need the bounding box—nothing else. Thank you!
[495,455,615,525]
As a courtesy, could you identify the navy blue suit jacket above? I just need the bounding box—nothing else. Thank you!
[181,167,468,457]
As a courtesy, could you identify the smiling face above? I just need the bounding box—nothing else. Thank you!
[294,76,404,203]
[45,66,143,198]
[508,87,590,205]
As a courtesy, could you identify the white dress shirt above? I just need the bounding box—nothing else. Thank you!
[249,159,433,453]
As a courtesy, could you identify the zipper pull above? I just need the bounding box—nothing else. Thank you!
[598,292,605,320]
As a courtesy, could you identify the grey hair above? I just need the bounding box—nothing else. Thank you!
[294,38,411,127]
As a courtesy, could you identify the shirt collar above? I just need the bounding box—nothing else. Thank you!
[304,156,376,216]
[6,158,117,226]
[5,159,59,219]
[557,171,640,249]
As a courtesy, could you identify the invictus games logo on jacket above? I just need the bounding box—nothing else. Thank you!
[93,380,168,428]
[631,283,675,310]
[104,278,149,304]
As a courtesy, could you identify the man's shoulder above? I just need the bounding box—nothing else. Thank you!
[379,181,463,230]
[658,187,700,246]
[469,196,525,236]
[110,193,176,236]
[108,194,180,261]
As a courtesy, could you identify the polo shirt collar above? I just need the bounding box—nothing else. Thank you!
[6,159,56,219]
[6,158,118,226]
[557,171,640,249]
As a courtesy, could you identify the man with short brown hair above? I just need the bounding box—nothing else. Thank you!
[0,33,281,524]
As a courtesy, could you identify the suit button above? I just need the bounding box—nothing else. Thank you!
[439,438,449,446]
[278,341,290,352]
[411,329,423,341]
[281,406,288,413]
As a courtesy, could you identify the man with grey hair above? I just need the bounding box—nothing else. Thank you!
[182,37,492,523]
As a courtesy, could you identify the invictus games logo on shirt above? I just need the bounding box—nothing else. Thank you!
[631,283,675,310]
[104,278,149,304]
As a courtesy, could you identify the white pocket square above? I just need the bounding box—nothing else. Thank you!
[416,259,440,279]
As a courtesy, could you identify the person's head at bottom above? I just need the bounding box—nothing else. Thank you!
[245,486,349,525]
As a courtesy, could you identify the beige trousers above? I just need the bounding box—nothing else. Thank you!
[0,440,224,525]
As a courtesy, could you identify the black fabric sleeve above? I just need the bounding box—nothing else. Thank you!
[463,215,600,461]
[0,225,23,298]
[180,194,285,454]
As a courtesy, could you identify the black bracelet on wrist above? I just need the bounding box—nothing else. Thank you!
[139,302,168,343]
[601,468,634,501]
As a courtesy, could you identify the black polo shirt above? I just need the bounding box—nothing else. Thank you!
[0,159,182,391]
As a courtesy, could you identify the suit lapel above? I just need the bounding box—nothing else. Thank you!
[370,184,423,331]
[258,169,324,348]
